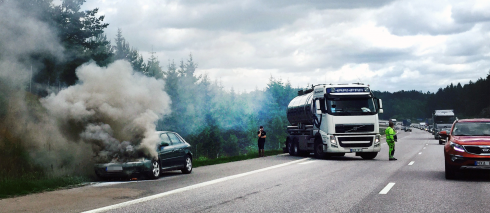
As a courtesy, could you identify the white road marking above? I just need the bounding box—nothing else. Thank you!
[299,161,316,165]
[82,158,309,213]
[408,161,415,166]
[419,152,422,155]
[423,147,426,149]
[379,182,396,194]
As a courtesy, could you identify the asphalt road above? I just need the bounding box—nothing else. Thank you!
[3,128,490,213]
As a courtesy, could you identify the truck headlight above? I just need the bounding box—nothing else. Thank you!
[330,135,338,147]
[450,141,465,152]
[374,135,381,147]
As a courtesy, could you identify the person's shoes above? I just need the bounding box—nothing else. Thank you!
[389,158,397,161]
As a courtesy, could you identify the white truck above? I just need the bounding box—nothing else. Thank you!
[285,83,383,159]
[432,109,456,140]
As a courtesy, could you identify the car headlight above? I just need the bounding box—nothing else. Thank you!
[450,141,465,152]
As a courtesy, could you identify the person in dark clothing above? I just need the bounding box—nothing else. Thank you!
[257,126,267,157]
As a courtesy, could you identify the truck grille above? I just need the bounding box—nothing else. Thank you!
[337,136,373,147]
[464,146,490,155]
[335,124,375,133]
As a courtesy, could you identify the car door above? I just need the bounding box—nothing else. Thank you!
[167,133,186,167]
[158,133,175,169]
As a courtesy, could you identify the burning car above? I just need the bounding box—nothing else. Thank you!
[94,131,193,180]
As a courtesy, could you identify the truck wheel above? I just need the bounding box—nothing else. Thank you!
[360,152,377,159]
[314,141,327,159]
[289,141,299,156]
[285,138,291,153]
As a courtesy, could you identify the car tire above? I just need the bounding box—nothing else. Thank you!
[147,160,161,179]
[439,139,444,145]
[445,161,457,180]
[360,152,378,160]
[181,155,193,174]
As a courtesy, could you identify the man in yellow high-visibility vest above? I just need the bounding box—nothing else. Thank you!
[385,121,397,160]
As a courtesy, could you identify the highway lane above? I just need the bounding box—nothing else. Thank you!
[82,128,446,213]
[4,128,490,212]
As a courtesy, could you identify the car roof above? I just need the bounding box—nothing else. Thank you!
[156,131,172,134]
[456,118,490,123]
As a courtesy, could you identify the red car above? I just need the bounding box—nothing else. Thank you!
[442,118,490,179]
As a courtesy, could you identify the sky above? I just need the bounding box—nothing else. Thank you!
[80,0,490,93]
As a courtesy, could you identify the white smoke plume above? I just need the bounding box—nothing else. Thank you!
[41,60,172,163]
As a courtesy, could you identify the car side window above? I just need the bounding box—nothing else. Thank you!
[168,133,183,144]
[160,133,172,145]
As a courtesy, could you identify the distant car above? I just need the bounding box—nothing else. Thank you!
[442,119,490,179]
[94,131,193,180]
[438,128,450,144]
[403,126,412,132]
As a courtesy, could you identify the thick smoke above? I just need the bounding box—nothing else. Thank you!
[41,61,172,163]
[0,1,171,176]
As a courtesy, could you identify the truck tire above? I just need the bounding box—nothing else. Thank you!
[314,140,328,159]
[289,141,299,156]
[360,152,377,159]
[285,138,291,153]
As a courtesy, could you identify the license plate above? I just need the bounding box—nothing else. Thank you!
[350,149,362,152]
[475,161,490,166]
[107,166,123,172]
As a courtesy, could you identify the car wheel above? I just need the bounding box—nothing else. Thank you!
[445,161,457,180]
[181,155,193,174]
[360,152,378,159]
[147,160,161,179]
[439,139,444,145]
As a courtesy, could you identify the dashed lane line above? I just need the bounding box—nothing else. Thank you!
[379,182,396,194]
[82,158,309,213]
[408,161,415,166]
[419,152,422,155]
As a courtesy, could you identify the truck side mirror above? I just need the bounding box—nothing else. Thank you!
[315,99,322,114]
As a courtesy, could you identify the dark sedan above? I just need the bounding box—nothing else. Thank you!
[94,131,193,180]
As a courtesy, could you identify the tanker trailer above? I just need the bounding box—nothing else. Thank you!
[285,83,383,159]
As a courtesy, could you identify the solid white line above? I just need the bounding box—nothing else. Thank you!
[408,161,415,166]
[379,182,396,194]
[299,161,316,165]
[82,158,309,213]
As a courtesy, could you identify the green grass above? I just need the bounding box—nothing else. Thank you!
[193,149,285,167]
[0,175,89,199]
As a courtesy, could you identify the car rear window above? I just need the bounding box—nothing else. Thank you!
[168,133,183,144]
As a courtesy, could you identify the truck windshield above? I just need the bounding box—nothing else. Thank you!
[435,116,455,124]
[326,97,376,116]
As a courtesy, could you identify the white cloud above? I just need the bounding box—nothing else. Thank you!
[83,0,490,93]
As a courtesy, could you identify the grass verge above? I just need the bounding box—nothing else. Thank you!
[0,175,89,199]
[193,149,285,168]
